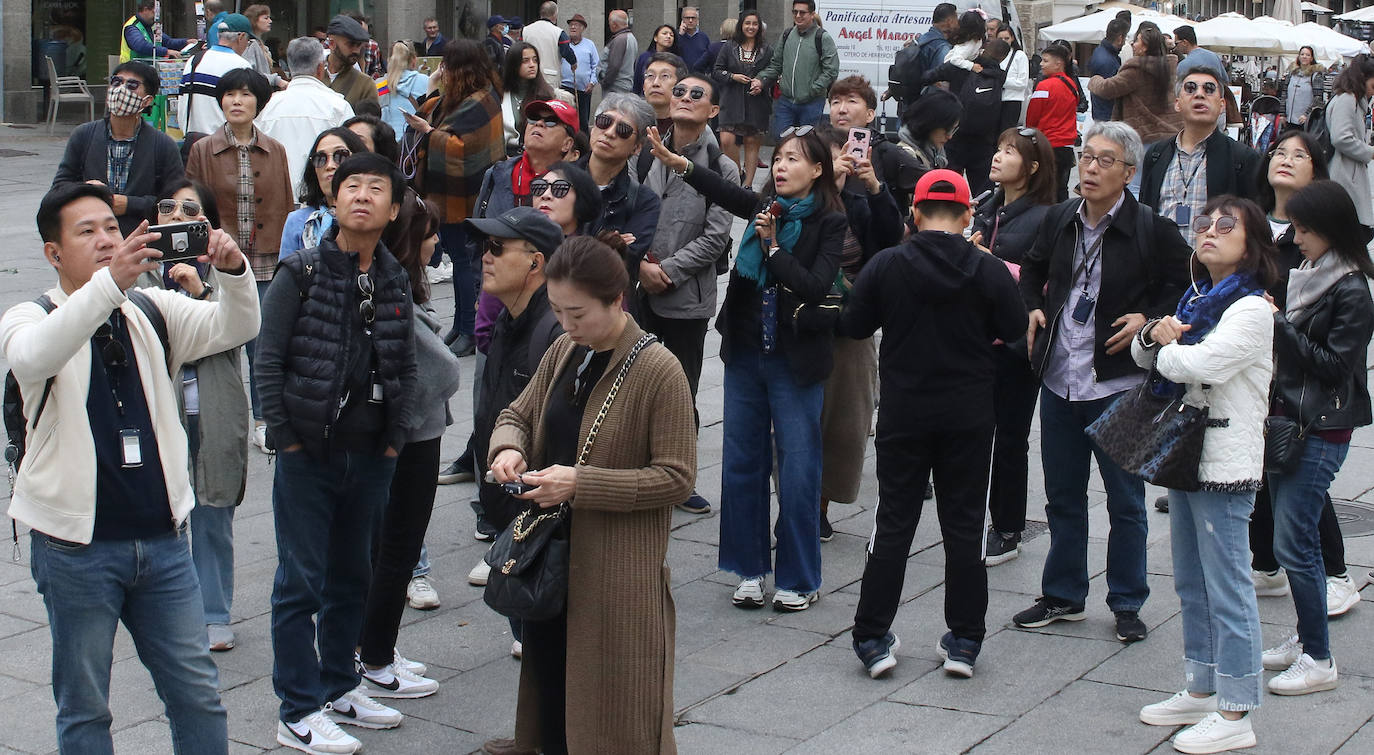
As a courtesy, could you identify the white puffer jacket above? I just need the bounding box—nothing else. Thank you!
[1132,295,1274,491]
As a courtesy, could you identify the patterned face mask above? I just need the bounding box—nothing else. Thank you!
[105,84,148,118]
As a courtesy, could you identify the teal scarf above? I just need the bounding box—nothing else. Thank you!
[735,192,818,288]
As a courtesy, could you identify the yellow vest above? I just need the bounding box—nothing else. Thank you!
[119,16,151,62]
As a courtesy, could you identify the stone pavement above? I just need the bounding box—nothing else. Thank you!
[0,125,1372,754]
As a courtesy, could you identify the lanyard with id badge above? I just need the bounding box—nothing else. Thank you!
[95,315,144,468]
[1071,230,1107,325]
[1170,150,1206,228]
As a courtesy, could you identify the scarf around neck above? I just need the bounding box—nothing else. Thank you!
[1287,253,1359,320]
[735,191,818,288]
[1151,271,1263,396]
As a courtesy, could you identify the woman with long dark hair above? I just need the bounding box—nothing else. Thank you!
[1280,45,1327,127]
[714,10,772,187]
[278,126,368,258]
[1322,53,1374,227]
[634,24,680,95]
[1260,180,1374,697]
[501,42,557,156]
[648,124,846,612]
[996,25,1030,131]
[1088,22,1182,143]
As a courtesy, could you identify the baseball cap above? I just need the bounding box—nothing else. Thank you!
[912,169,971,207]
[508,16,525,29]
[568,14,589,27]
[464,207,563,257]
[525,100,579,134]
[486,15,507,29]
[215,13,252,35]
[326,14,369,42]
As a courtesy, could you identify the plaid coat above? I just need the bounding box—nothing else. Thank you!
[418,85,504,224]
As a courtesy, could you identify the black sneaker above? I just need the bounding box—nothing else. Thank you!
[937,632,980,678]
[1114,610,1148,643]
[983,529,1022,566]
[471,500,499,542]
[676,492,712,514]
[1154,495,1169,513]
[1013,597,1086,628]
[438,459,474,485]
[820,513,834,543]
[853,632,901,679]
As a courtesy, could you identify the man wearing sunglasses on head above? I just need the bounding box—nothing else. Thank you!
[3,182,260,754]
[641,74,737,515]
[1138,63,1261,249]
[256,153,419,754]
[53,61,184,239]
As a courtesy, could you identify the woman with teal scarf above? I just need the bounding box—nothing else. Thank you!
[1131,197,1278,753]
[647,124,848,612]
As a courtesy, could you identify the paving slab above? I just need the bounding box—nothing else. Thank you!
[972,680,1174,754]
[787,701,1013,755]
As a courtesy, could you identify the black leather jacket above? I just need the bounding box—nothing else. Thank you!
[1272,271,1374,431]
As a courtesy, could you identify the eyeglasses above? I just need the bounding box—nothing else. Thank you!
[779,125,814,139]
[108,75,143,92]
[311,148,352,168]
[1078,152,1130,169]
[644,71,677,82]
[672,85,708,101]
[1191,215,1238,235]
[594,113,636,140]
[1272,148,1311,163]
[1016,126,1039,146]
[530,178,572,198]
[94,322,127,369]
[357,273,375,328]
[156,199,202,217]
[1182,80,1219,96]
[484,238,536,257]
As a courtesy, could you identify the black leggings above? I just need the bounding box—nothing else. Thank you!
[358,437,441,666]
[1250,481,1346,577]
[522,609,568,754]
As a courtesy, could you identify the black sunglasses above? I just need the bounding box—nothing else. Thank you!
[484,238,536,257]
[157,199,201,217]
[311,148,352,168]
[1191,215,1238,235]
[357,273,375,327]
[94,322,127,369]
[108,75,143,92]
[529,116,564,130]
[594,113,636,140]
[1182,80,1219,96]
[672,85,708,101]
[530,178,572,198]
[779,125,815,139]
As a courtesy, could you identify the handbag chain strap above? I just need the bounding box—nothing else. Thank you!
[509,333,657,542]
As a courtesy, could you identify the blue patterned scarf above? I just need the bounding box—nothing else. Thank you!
[1152,271,1263,396]
[735,192,818,289]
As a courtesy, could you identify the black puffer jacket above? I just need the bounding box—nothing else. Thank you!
[971,189,1051,265]
[260,231,417,458]
[1272,272,1374,431]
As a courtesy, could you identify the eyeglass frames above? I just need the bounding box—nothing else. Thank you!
[1191,215,1238,235]
[672,85,708,101]
[311,148,352,168]
[1078,152,1130,169]
[156,199,202,217]
[594,113,636,140]
[530,178,572,198]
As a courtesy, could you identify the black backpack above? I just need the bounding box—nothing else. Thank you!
[886,39,926,105]
[1305,106,1335,162]
[636,138,733,274]
[958,68,1005,141]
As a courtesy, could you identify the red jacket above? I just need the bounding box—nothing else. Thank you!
[1026,74,1079,148]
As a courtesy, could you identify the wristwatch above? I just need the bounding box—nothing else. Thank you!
[194,282,214,300]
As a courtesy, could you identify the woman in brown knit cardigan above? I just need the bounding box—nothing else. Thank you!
[1087,22,1182,144]
[486,235,696,755]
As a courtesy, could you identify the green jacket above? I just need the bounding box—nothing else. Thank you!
[757,23,840,104]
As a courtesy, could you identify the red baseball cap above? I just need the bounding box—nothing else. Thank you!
[524,99,579,134]
[911,169,971,207]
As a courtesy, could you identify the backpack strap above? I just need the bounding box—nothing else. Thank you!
[126,289,172,376]
[27,296,58,430]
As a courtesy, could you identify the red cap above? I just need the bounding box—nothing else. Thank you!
[911,169,971,207]
[524,99,579,134]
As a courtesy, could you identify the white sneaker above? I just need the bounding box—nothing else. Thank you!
[772,589,818,612]
[1251,569,1289,597]
[1140,690,1219,726]
[253,424,274,455]
[277,710,361,754]
[426,258,453,284]
[469,559,491,586]
[1327,573,1360,616]
[1267,653,1338,695]
[511,640,523,659]
[1171,712,1256,754]
[407,576,441,610]
[360,663,438,699]
[393,648,426,676]
[1261,633,1302,671]
[731,577,765,608]
[325,688,403,729]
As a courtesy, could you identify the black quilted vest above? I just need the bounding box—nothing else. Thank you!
[276,231,415,456]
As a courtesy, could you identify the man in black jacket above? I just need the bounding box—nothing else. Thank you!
[52,61,184,237]
[257,154,418,753]
[1013,122,1191,644]
[841,170,1026,681]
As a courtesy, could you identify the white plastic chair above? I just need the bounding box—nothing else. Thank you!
[45,55,94,132]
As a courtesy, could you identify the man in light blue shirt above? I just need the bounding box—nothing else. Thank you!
[561,13,599,132]
[1173,26,1228,85]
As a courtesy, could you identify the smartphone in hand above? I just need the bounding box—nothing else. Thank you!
[844,128,871,161]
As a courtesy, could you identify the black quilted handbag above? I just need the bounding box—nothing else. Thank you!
[483,334,658,621]
[1085,367,1209,492]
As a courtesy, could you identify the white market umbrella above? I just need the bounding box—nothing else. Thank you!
[1301,2,1333,13]
[1038,7,1191,44]
[1335,5,1374,21]
[1295,21,1370,62]
[1193,12,1297,56]
[1273,0,1304,25]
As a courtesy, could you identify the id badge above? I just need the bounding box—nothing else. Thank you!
[119,428,142,468]
[1173,204,1191,227]
[1071,294,1096,324]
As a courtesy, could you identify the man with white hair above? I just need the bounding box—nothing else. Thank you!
[599,10,638,94]
[256,37,353,192]
[178,13,251,135]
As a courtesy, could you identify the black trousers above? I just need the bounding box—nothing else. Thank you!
[945,134,996,197]
[998,100,1022,133]
[988,346,1039,534]
[359,437,440,666]
[522,608,568,755]
[853,420,993,644]
[1250,481,1346,577]
[563,85,592,134]
[1052,146,1075,203]
[637,306,708,413]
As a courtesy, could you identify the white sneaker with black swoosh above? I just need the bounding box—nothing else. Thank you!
[277,710,361,754]
[360,662,439,698]
[325,688,403,729]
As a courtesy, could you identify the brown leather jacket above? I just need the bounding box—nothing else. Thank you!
[185,125,295,274]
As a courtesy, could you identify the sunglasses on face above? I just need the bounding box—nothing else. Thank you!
[529,117,564,130]
[779,125,814,139]
[672,85,708,101]
[357,273,375,326]
[484,238,535,257]
[311,148,352,168]
[156,199,201,217]
[1182,80,1219,96]
[530,178,572,198]
[108,75,143,92]
[94,322,127,369]
[594,113,635,140]
[1191,215,1238,235]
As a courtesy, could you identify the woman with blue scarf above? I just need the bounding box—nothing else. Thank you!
[1131,197,1279,754]
[646,124,846,612]
[278,127,368,260]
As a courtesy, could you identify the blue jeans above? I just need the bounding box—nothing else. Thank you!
[412,544,430,579]
[772,96,825,140]
[1270,436,1349,661]
[190,503,235,625]
[718,346,824,593]
[1169,489,1263,711]
[439,223,478,337]
[271,448,398,722]
[30,530,228,755]
[245,280,271,421]
[1038,386,1149,611]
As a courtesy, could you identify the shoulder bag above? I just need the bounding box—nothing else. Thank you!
[1085,362,1209,492]
[483,334,658,621]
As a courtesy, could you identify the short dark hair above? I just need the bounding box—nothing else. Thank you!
[38,183,113,243]
[344,114,399,164]
[352,100,382,119]
[903,88,962,143]
[1258,130,1329,214]
[646,51,688,81]
[159,178,221,229]
[112,60,159,96]
[301,126,368,206]
[332,152,406,206]
[1174,26,1197,46]
[793,0,817,11]
[1287,180,1374,279]
[215,67,274,114]
[915,198,968,221]
[982,38,1011,64]
[1192,196,1280,290]
[544,162,602,228]
[932,3,958,23]
[1106,18,1130,44]
[137,0,156,10]
[679,74,718,105]
[829,75,877,110]
[545,235,629,304]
